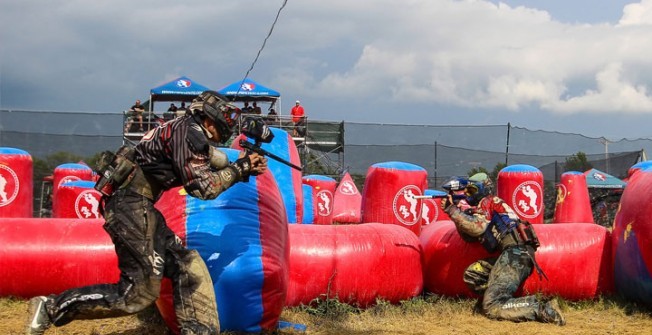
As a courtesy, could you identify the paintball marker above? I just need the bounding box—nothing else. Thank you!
[239,117,303,171]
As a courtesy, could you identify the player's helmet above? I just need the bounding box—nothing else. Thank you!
[467,172,493,205]
[442,176,470,192]
[190,90,238,143]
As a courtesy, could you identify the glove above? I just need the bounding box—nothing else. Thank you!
[440,195,454,211]
[231,156,252,182]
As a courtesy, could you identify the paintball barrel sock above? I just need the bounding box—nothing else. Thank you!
[239,117,302,171]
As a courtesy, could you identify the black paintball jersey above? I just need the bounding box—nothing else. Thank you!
[134,115,238,200]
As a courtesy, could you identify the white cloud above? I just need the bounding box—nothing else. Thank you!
[619,0,652,26]
[282,0,652,115]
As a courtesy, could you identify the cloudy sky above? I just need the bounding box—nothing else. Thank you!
[2,0,652,139]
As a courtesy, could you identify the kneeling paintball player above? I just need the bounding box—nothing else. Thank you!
[441,173,566,326]
[26,91,267,335]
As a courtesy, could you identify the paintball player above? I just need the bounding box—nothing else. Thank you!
[26,90,268,335]
[441,173,566,326]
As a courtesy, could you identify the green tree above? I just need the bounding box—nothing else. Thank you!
[564,151,592,172]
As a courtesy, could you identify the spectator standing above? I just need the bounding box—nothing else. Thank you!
[290,100,305,137]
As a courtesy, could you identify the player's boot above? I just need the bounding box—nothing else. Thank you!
[539,298,566,326]
[25,296,52,335]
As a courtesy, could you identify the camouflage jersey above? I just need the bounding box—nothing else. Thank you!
[134,115,239,201]
[445,195,521,252]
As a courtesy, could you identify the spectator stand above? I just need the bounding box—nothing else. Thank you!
[123,76,211,146]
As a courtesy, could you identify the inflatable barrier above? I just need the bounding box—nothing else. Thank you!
[53,180,102,219]
[285,223,423,307]
[302,184,314,224]
[421,221,613,300]
[553,171,593,224]
[232,127,303,224]
[497,165,544,224]
[155,148,289,333]
[613,168,652,307]
[361,162,428,235]
[0,147,33,218]
[0,218,118,298]
[331,172,362,224]
[302,175,337,225]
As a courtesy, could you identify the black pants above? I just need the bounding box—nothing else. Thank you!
[46,189,219,334]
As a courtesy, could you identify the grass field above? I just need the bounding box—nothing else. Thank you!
[4,295,652,335]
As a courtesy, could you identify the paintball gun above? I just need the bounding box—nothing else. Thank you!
[239,117,303,171]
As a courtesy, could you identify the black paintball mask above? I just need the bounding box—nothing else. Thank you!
[190,90,238,143]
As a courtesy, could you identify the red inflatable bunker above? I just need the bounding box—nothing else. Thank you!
[497,165,544,224]
[361,162,428,236]
[553,171,593,224]
[0,147,33,218]
[302,175,337,225]
[421,222,613,300]
[286,223,423,307]
[331,172,362,224]
[0,218,118,298]
[53,181,103,219]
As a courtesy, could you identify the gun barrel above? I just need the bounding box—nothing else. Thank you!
[413,195,445,200]
[240,140,302,171]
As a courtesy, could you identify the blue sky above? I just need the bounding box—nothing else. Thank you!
[1,0,652,140]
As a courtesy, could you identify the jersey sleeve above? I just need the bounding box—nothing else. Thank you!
[445,205,489,238]
[174,123,239,200]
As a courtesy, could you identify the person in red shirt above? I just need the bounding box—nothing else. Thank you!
[290,100,305,136]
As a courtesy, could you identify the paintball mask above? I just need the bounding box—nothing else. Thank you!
[467,172,493,205]
[190,90,238,143]
[442,176,472,204]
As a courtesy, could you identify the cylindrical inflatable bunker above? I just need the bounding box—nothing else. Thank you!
[0,218,118,298]
[52,163,94,211]
[53,180,103,219]
[286,223,423,307]
[302,175,337,225]
[497,164,544,224]
[612,168,652,307]
[232,127,303,224]
[420,222,613,300]
[420,189,449,226]
[553,171,593,224]
[302,184,314,224]
[0,147,33,218]
[155,148,289,333]
[361,162,428,235]
[331,172,362,224]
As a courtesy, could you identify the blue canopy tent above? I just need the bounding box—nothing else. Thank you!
[149,76,212,111]
[584,168,627,189]
[218,78,282,114]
